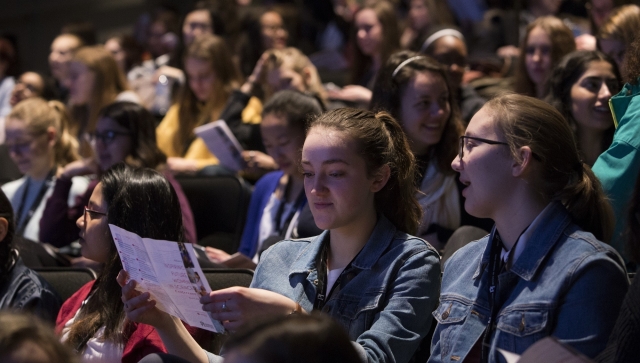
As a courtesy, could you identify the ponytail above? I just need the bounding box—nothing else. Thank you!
[487,94,613,243]
[309,108,422,234]
[48,100,80,166]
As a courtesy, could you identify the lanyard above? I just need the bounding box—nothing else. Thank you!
[273,177,306,235]
[15,169,55,236]
[481,227,526,363]
[312,238,358,311]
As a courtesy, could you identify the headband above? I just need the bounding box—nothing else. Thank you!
[420,29,465,53]
[392,56,426,78]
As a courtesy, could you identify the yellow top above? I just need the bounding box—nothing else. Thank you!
[156,97,263,169]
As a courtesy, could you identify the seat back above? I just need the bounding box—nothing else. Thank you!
[34,267,97,302]
[176,175,251,254]
[202,268,254,291]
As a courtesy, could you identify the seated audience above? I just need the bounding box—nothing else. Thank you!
[2,98,87,242]
[0,189,61,323]
[120,108,441,363]
[513,16,575,99]
[0,34,18,118]
[205,90,323,264]
[9,71,58,108]
[0,312,77,363]
[48,33,84,102]
[57,164,208,363]
[156,34,261,174]
[238,8,289,77]
[104,35,144,77]
[400,0,454,51]
[370,51,492,249]
[547,50,621,166]
[39,101,197,247]
[430,94,628,362]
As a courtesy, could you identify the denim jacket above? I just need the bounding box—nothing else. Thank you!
[251,214,441,363]
[428,202,628,363]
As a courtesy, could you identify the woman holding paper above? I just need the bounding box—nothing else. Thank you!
[155,34,262,174]
[56,164,209,363]
[120,108,441,363]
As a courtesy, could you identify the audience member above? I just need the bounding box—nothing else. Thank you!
[2,98,87,242]
[67,45,140,156]
[120,108,441,363]
[57,164,209,363]
[0,34,19,118]
[39,101,197,247]
[420,27,486,123]
[328,1,400,106]
[0,312,76,363]
[597,4,640,76]
[104,35,144,77]
[48,33,83,101]
[513,16,576,99]
[592,34,640,260]
[430,94,628,362]
[370,52,492,250]
[205,90,323,265]
[156,34,261,174]
[9,72,58,107]
[0,189,61,323]
[400,0,454,51]
[238,8,289,77]
[547,50,621,166]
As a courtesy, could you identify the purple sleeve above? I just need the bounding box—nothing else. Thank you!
[39,178,96,247]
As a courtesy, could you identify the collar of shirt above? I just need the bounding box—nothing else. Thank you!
[500,203,553,269]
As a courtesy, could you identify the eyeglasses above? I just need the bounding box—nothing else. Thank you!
[84,206,107,224]
[458,136,509,160]
[86,130,130,146]
[5,133,46,155]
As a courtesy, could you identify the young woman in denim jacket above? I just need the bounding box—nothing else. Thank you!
[429,94,629,363]
[119,108,442,363]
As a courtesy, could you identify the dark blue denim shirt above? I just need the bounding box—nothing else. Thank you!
[428,202,628,363]
[251,214,441,363]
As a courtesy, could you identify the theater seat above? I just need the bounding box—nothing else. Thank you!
[33,267,97,302]
[176,175,251,254]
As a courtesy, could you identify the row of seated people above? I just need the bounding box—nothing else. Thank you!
[0,94,638,362]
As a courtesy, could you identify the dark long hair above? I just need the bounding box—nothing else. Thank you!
[546,50,621,159]
[370,51,463,175]
[262,90,324,136]
[65,164,184,351]
[0,190,15,286]
[309,108,422,234]
[97,102,167,169]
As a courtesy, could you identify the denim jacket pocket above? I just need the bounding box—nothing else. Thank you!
[331,288,384,338]
[433,299,474,358]
[496,309,549,353]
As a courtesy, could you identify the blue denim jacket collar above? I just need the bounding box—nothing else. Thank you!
[473,201,572,281]
[288,213,396,277]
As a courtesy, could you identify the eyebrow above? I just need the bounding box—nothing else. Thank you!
[301,158,350,166]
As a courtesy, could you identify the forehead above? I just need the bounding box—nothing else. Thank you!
[405,70,447,95]
[579,60,615,78]
[5,117,27,130]
[20,72,44,87]
[261,11,283,25]
[52,35,80,50]
[96,116,128,131]
[185,9,211,23]
[356,9,379,25]
[302,127,360,162]
[185,57,212,72]
[527,26,550,44]
[432,35,466,55]
[465,107,500,138]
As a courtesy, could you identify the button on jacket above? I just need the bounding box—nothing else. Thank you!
[429,202,628,363]
[251,214,441,363]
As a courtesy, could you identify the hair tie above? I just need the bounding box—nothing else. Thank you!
[392,56,426,78]
[420,29,465,53]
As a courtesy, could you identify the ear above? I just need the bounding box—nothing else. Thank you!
[46,126,57,148]
[370,164,391,193]
[0,217,8,243]
[512,146,534,178]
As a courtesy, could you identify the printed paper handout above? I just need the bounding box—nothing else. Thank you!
[497,337,592,363]
[194,120,245,171]
[110,224,224,333]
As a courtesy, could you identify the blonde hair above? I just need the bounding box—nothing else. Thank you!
[485,94,614,243]
[8,98,79,166]
[261,47,327,106]
[70,46,129,136]
[175,34,241,155]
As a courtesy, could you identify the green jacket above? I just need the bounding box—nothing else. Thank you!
[593,81,640,261]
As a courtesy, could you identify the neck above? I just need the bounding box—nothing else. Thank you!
[29,162,55,181]
[372,54,382,73]
[577,128,604,165]
[535,83,546,99]
[328,210,377,270]
[492,189,548,251]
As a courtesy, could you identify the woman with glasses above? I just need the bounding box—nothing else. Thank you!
[370,51,491,251]
[39,101,197,248]
[56,164,209,363]
[429,94,628,363]
[2,98,88,242]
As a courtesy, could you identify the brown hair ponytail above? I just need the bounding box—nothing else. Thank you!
[309,108,422,234]
[486,94,614,242]
[48,100,80,166]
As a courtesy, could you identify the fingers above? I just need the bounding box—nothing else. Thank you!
[116,270,129,287]
[121,280,142,302]
[126,300,157,322]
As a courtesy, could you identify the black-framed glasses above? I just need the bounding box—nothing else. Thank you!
[84,206,107,224]
[458,136,509,159]
[86,130,130,146]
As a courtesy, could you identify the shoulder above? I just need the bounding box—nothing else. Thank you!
[241,96,263,125]
[56,281,95,327]
[442,235,488,273]
[554,228,626,272]
[2,177,26,197]
[116,91,142,104]
[254,171,284,192]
